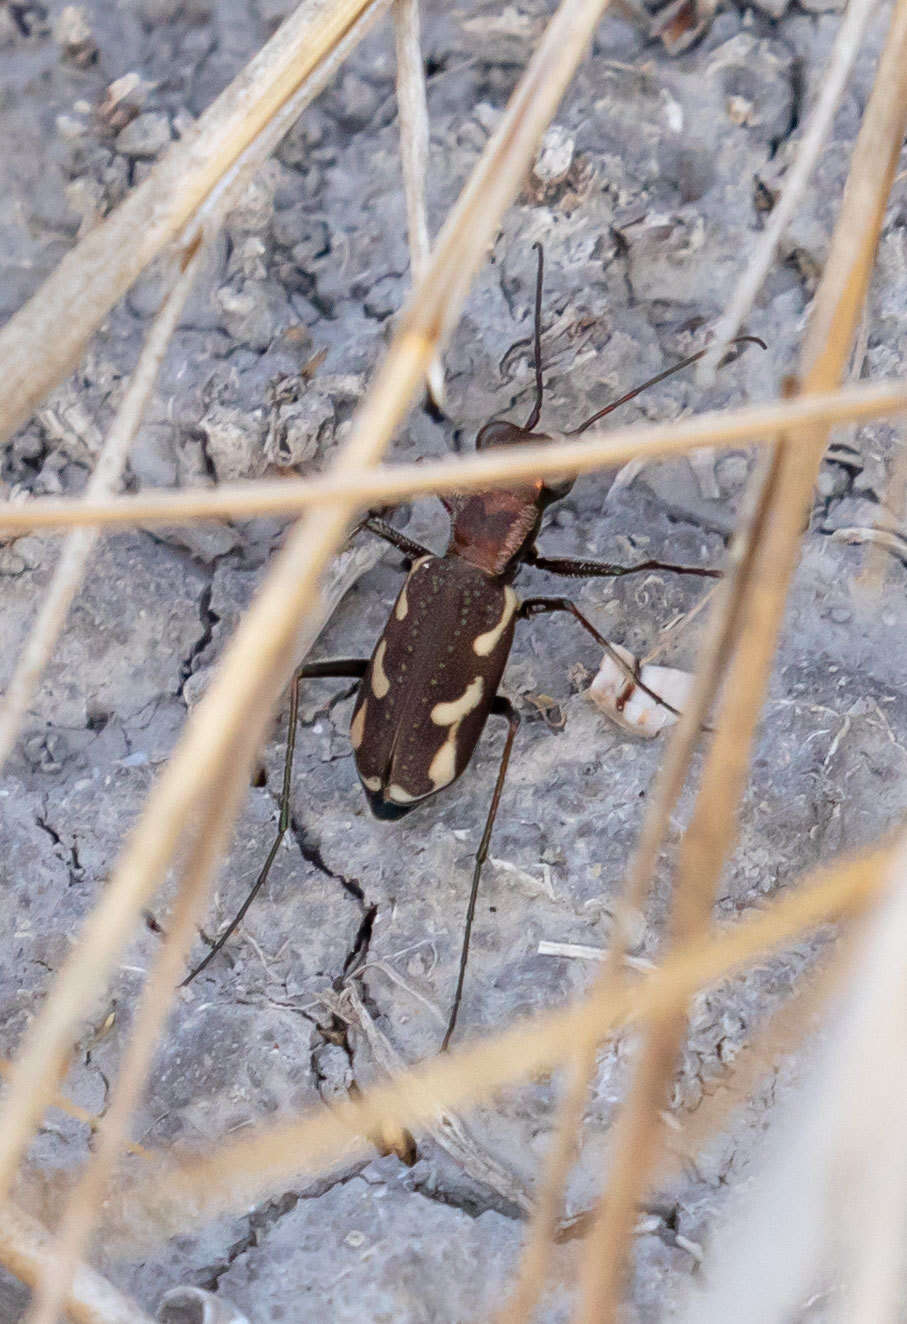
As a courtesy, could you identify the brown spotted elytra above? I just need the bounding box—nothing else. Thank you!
[185,244,763,1049]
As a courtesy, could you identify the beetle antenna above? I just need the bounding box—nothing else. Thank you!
[523,242,546,431]
[566,335,767,436]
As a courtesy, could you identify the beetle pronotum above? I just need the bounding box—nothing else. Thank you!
[185,244,762,1049]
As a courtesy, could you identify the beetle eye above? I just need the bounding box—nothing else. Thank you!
[476,420,524,450]
[541,476,575,504]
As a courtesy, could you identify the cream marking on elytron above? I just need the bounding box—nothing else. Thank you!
[371,639,390,698]
[388,783,420,804]
[362,774,382,792]
[349,700,367,749]
[428,724,459,790]
[431,676,485,727]
[472,587,518,657]
[395,555,430,621]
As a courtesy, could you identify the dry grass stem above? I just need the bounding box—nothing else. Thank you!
[115,843,890,1240]
[798,14,907,386]
[700,0,881,380]
[195,0,394,235]
[394,0,445,406]
[656,928,860,1190]
[497,1044,598,1324]
[857,419,907,591]
[342,983,535,1216]
[391,0,616,355]
[0,1201,155,1324]
[0,237,206,775]
[618,444,784,939]
[0,0,618,1235]
[576,5,907,1312]
[0,0,391,444]
[0,1061,151,1160]
[25,753,258,1323]
[675,845,907,1324]
[833,523,907,554]
[537,941,605,961]
[642,581,720,665]
[831,860,907,1321]
[502,447,783,1322]
[301,539,387,639]
[553,930,861,1252]
[3,379,907,535]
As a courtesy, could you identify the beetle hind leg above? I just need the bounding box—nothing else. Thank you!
[442,695,521,1052]
[526,547,721,581]
[182,658,369,985]
[520,596,686,721]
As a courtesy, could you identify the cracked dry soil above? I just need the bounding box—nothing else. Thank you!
[2,1,907,1321]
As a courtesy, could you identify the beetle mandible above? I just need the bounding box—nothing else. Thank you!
[186,243,762,1049]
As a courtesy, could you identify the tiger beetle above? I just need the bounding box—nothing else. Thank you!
[185,244,763,1050]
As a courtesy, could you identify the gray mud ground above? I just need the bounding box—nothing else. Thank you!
[1,1,906,1320]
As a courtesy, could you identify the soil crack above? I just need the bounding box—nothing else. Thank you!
[198,1162,374,1292]
[405,1169,526,1224]
[179,583,218,692]
[289,816,365,904]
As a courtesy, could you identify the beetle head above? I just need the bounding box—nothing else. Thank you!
[474,419,575,507]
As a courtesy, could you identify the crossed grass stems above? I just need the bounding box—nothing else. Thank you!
[0,0,905,1320]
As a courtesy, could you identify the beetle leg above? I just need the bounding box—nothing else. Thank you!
[442,695,521,1052]
[522,241,545,431]
[360,516,434,563]
[526,547,721,580]
[182,658,369,985]
[296,658,370,680]
[519,597,684,721]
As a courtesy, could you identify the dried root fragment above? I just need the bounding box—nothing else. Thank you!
[158,1286,250,1324]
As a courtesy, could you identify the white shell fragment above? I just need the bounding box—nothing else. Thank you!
[587,643,694,738]
[158,1286,250,1324]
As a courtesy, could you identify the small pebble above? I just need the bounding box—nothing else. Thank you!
[98,71,149,131]
[473,102,501,135]
[55,113,88,141]
[533,125,575,186]
[55,5,97,65]
[116,111,171,158]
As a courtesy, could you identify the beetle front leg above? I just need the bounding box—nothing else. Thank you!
[442,695,521,1052]
[526,547,721,580]
[519,597,683,721]
[183,657,369,985]
[359,516,433,563]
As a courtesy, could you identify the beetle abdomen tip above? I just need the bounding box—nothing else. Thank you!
[363,787,418,821]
